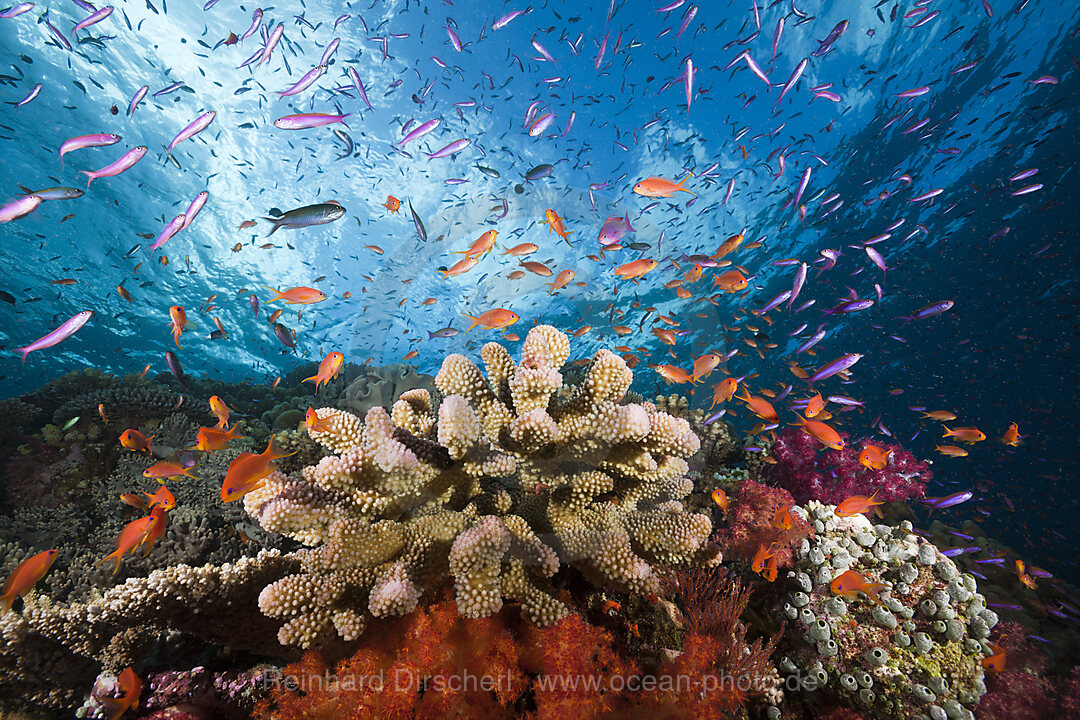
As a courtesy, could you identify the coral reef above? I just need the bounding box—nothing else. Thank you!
[774,502,990,720]
[766,428,930,505]
[653,393,739,468]
[245,325,719,647]
[714,479,815,569]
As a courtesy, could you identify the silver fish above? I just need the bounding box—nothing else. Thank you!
[263,203,345,236]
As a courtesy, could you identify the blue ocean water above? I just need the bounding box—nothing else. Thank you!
[0,0,1077,591]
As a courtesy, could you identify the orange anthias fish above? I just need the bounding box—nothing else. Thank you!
[139,505,169,555]
[709,378,739,410]
[304,351,345,389]
[736,389,778,423]
[615,258,658,280]
[1015,560,1037,590]
[208,395,231,428]
[920,410,957,421]
[540,209,574,245]
[119,429,155,454]
[829,569,890,605]
[121,485,176,512]
[546,269,575,294]
[1001,422,1022,447]
[143,461,199,481]
[382,195,401,213]
[264,286,327,304]
[98,666,142,720]
[221,435,296,502]
[98,515,155,574]
[859,444,893,470]
[0,549,58,614]
[751,543,777,574]
[981,643,1006,673]
[652,327,677,345]
[711,488,728,514]
[305,406,334,433]
[804,393,825,418]
[711,233,744,261]
[942,425,986,443]
[936,444,969,457]
[632,176,696,198]
[454,229,498,259]
[771,505,793,530]
[462,308,519,332]
[713,269,748,292]
[653,364,696,385]
[835,491,885,518]
[691,353,721,382]
[168,305,189,348]
[501,242,538,256]
[792,415,845,450]
[520,260,553,276]
[441,254,480,280]
[194,423,246,452]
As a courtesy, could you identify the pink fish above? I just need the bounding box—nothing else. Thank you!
[346,68,374,110]
[278,65,325,97]
[684,57,694,112]
[0,3,34,18]
[273,113,350,129]
[598,213,635,246]
[181,191,208,230]
[150,214,186,255]
[446,25,462,52]
[0,194,41,223]
[240,8,262,42]
[15,311,93,365]
[80,146,147,189]
[9,83,40,109]
[398,118,440,147]
[528,113,554,137]
[72,5,112,36]
[128,85,147,115]
[168,111,215,154]
[58,133,121,169]
[775,58,807,108]
[259,24,284,66]
[427,139,470,159]
[492,9,527,30]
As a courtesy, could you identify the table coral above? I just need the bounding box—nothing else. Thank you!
[245,325,720,648]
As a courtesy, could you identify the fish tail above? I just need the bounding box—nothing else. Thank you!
[302,373,318,384]
[80,171,94,190]
[96,550,123,575]
[262,218,282,236]
[96,696,128,720]
[266,434,297,460]
[461,314,480,333]
[261,285,285,301]
[942,425,954,437]
[0,591,14,615]
[15,346,30,367]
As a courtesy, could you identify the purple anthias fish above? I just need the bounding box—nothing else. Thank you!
[128,85,148,116]
[899,300,953,326]
[181,191,209,230]
[168,111,215,154]
[150,213,186,255]
[9,83,40,109]
[0,194,41,223]
[399,118,441,147]
[793,327,827,355]
[15,310,93,364]
[758,290,791,314]
[165,350,186,387]
[0,3,34,19]
[598,213,635,246]
[58,132,121,169]
[79,145,147,189]
[72,5,112,36]
[788,262,807,307]
[240,9,262,42]
[272,322,295,350]
[491,9,527,31]
[825,299,874,314]
[808,353,863,384]
[259,24,284,66]
[812,20,848,56]
[427,138,470,159]
[249,294,259,316]
[274,113,350,130]
[922,490,973,510]
[278,65,325,97]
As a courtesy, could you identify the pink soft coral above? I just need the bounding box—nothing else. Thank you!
[765,428,929,505]
[713,479,813,569]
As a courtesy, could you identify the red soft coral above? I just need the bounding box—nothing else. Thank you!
[766,428,929,505]
[713,479,813,569]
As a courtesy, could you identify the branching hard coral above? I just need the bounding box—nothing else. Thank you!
[245,325,720,648]
[766,429,930,505]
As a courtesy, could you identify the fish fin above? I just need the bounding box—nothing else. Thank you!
[266,434,297,460]
[0,592,15,615]
[301,374,318,384]
[262,218,282,236]
[461,314,480,333]
[80,171,94,190]
[96,696,129,720]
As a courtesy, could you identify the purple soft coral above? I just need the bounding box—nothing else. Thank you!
[766,428,930,505]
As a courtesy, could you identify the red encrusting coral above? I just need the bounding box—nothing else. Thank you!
[712,479,814,569]
[765,428,930,505]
